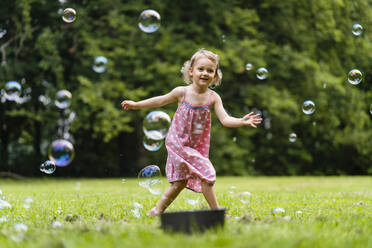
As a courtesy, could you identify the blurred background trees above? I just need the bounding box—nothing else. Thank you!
[0,0,371,177]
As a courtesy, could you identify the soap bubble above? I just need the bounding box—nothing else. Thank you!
[302,100,315,115]
[143,135,163,152]
[143,111,171,140]
[11,223,28,242]
[289,133,297,143]
[272,207,285,216]
[0,29,7,39]
[239,192,252,204]
[370,104,372,115]
[51,220,62,228]
[4,81,21,101]
[256,67,268,80]
[92,56,108,73]
[0,199,12,209]
[348,69,362,85]
[131,202,143,218]
[352,24,363,36]
[55,90,72,109]
[245,63,253,71]
[228,185,236,194]
[23,197,33,209]
[186,197,200,206]
[138,9,161,33]
[48,139,75,166]
[62,8,76,23]
[40,160,56,174]
[138,165,162,195]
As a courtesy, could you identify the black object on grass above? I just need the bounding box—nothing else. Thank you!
[160,208,225,233]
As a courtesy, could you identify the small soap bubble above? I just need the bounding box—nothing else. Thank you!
[228,185,236,194]
[0,29,7,39]
[186,198,200,206]
[143,111,171,140]
[48,139,75,166]
[92,56,108,73]
[0,199,12,209]
[0,216,8,223]
[62,8,76,23]
[138,165,162,195]
[4,81,22,101]
[289,133,297,143]
[51,220,62,228]
[352,23,363,36]
[272,207,285,216]
[12,223,28,242]
[232,137,237,142]
[14,223,28,232]
[40,160,56,174]
[55,90,72,109]
[121,178,126,184]
[256,67,268,80]
[131,202,143,218]
[138,9,160,33]
[143,135,163,152]
[348,69,362,85]
[245,63,253,71]
[221,34,226,43]
[283,216,291,221]
[302,100,315,115]
[23,197,33,209]
[239,192,252,204]
[323,83,327,89]
[370,104,372,115]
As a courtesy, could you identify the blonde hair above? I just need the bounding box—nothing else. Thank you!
[181,48,223,88]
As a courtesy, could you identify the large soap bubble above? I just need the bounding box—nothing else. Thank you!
[138,9,161,33]
[138,165,162,195]
[48,139,75,167]
[55,90,72,109]
[143,111,171,140]
[4,81,21,101]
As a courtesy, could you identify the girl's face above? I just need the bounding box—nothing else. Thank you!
[189,57,217,87]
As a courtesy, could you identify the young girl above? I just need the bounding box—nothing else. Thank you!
[121,48,262,216]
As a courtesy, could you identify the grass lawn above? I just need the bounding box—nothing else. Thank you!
[0,176,371,248]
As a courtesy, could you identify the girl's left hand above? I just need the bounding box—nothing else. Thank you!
[242,112,262,128]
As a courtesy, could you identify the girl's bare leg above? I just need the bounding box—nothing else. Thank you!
[201,181,219,209]
[148,180,187,215]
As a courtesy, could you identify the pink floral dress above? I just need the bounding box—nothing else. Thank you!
[165,89,216,193]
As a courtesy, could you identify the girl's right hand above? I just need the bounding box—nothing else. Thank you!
[121,100,137,110]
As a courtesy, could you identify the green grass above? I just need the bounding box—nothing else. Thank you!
[0,177,371,248]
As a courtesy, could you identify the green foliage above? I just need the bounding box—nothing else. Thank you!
[0,0,372,176]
